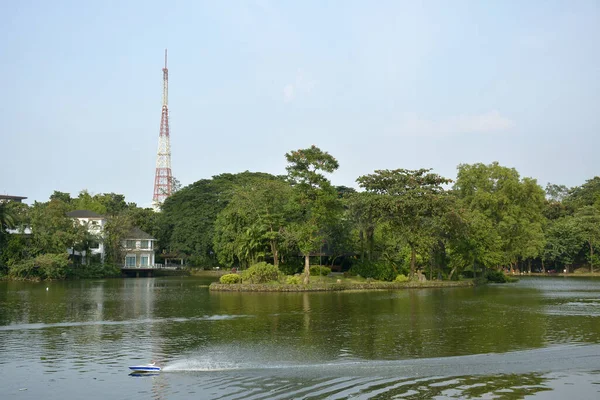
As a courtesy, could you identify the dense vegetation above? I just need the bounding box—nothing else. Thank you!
[1,146,599,282]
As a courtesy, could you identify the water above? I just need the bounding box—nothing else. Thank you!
[1,276,600,399]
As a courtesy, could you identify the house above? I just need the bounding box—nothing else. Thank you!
[122,227,157,268]
[0,194,27,203]
[66,210,106,262]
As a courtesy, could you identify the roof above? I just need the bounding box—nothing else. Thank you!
[125,227,155,240]
[66,210,104,218]
[0,195,27,202]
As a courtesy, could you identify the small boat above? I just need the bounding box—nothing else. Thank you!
[129,362,161,373]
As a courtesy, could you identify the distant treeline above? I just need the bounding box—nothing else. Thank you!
[1,145,599,281]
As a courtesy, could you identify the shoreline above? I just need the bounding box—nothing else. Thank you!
[209,280,475,292]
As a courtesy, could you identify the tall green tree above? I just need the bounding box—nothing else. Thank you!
[213,176,292,268]
[30,199,81,256]
[574,206,600,272]
[357,168,451,278]
[160,171,282,266]
[543,216,584,272]
[454,162,546,272]
[285,145,341,283]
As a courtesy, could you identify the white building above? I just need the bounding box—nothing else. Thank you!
[122,227,157,268]
[66,210,106,262]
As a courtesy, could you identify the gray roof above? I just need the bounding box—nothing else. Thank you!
[66,210,104,218]
[0,195,27,201]
[125,227,155,240]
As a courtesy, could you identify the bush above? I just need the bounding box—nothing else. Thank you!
[309,265,331,276]
[69,263,121,279]
[350,261,396,282]
[279,259,303,276]
[9,253,70,280]
[220,273,241,284]
[486,270,507,283]
[395,274,409,282]
[241,262,281,284]
[286,275,301,285]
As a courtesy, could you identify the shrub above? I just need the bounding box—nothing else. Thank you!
[309,265,331,276]
[286,275,301,285]
[69,263,122,279]
[220,273,241,284]
[485,270,508,283]
[350,261,396,281]
[279,258,303,276]
[241,262,280,284]
[395,274,409,282]
[9,253,70,280]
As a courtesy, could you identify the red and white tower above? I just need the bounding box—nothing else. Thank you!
[152,49,173,209]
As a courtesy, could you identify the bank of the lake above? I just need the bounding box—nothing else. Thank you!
[210,279,475,292]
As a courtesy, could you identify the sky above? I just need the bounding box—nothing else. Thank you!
[1,0,599,207]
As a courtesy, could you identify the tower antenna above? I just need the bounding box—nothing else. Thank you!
[153,49,173,210]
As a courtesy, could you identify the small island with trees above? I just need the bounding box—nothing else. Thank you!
[1,146,599,291]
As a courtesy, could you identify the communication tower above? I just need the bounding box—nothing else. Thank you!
[152,49,173,209]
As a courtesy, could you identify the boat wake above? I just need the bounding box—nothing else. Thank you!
[160,343,600,378]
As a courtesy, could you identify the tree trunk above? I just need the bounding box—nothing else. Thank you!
[541,259,545,274]
[271,241,279,268]
[528,259,532,274]
[303,254,310,284]
[410,245,416,278]
[448,266,457,281]
[590,240,594,273]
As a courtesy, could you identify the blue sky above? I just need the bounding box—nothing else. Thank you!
[1,0,599,207]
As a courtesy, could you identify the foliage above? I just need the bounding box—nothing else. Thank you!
[286,275,302,285]
[350,260,397,282]
[453,162,546,272]
[357,168,452,277]
[69,263,122,279]
[219,273,241,284]
[485,270,510,283]
[161,172,278,267]
[213,176,291,268]
[9,253,70,280]
[309,265,331,276]
[285,146,342,283]
[542,216,584,270]
[241,262,281,284]
[278,258,303,276]
[395,274,409,282]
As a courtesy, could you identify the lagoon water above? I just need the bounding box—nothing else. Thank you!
[1,276,600,399]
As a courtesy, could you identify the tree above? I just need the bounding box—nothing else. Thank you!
[29,199,81,256]
[160,171,282,266]
[454,162,546,272]
[574,206,600,273]
[543,216,584,272]
[565,177,600,209]
[285,146,341,283]
[213,176,291,268]
[346,192,380,261]
[357,168,452,278]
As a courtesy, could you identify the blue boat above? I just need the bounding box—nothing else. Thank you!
[129,363,161,373]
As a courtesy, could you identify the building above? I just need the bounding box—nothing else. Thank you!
[66,210,106,262]
[0,195,27,203]
[122,227,157,268]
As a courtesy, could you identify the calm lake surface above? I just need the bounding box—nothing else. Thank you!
[1,276,600,399]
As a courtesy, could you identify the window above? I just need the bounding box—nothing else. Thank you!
[90,241,100,249]
[125,256,136,267]
[126,240,136,249]
[141,256,149,266]
[140,240,149,249]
